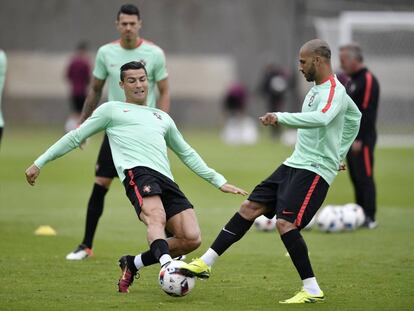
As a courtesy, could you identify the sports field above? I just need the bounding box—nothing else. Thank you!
[1,127,413,310]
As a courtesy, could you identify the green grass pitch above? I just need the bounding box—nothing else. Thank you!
[1,127,413,310]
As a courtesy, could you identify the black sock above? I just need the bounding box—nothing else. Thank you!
[81,183,108,248]
[141,250,158,266]
[281,229,314,280]
[211,212,254,256]
[150,239,170,261]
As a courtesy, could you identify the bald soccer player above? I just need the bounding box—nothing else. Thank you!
[181,39,362,304]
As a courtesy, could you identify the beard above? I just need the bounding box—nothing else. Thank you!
[304,64,316,82]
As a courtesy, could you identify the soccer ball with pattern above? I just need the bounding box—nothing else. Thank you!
[254,215,276,231]
[159,260,195,297]
[316,205,344,232]
[343,203,366,228]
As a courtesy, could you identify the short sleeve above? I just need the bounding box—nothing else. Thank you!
[153,48,168,82]
[92,47,108,80]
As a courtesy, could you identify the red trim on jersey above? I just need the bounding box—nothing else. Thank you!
[362,72,373,110]
[295,175,321,227]
[363,146,372,177]
[128,170,143,206]
[319,74,334,85]
[321,76,336,113]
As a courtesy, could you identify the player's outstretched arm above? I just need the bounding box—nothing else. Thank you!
[220,183,248,196]
[259,113,278,126]
[25,164,40,186]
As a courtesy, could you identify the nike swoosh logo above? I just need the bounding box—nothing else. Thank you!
[282,210,294,215]
[123,109,131,112]
[222,228,236,235]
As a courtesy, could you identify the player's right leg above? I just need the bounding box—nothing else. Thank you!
[118,195,173,293]
[66,135,117,260]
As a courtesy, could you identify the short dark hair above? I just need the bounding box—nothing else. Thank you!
[340,43,363,62]
[314,45,331,60]
[117,4,140,20]
[120,61,147,81]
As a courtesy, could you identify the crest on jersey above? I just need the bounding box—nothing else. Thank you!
[153,112,162,120]
[143,185,152,193]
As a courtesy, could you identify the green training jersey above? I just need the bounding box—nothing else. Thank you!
[0,50,7,127]
[93,39,167,107]
[34,102,226,187]
[276,75,361,185]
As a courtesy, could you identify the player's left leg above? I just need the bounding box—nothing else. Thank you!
[277,170,329,304]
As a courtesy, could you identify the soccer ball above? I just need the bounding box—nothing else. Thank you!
[340,205,358,230]
[254,215,276,231]
[316,205,344,233]
[159,260,195,297]
[343,203,366,228]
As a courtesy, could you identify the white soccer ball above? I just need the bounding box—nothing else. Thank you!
[159,260,195,297]
[340,205,358,231]
[316,205,344,233]
[343,203,366,228]
[254,215,276,232]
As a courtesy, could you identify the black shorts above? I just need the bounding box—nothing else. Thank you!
[248,164,329,229]
[95,135,118,178]
[123,166,193,220]
[70,94,86,113]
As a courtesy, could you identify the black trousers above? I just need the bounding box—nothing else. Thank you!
[346,143,377,220]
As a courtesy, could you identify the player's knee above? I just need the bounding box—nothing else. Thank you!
[276,218,296,234]
[95,176,112,189]
[184,234,202,252]
[239,200,264,221]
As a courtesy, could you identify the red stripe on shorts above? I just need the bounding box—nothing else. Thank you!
[295,175,321,227]
[128,170,143,206]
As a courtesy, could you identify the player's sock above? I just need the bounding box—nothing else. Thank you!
[281,229,315,284]
[133,250,158,270]
[150,239,172,266]
[302,277,322,295]
[200,248,219,267]
[210,212,254,256]
[81,183,108,248]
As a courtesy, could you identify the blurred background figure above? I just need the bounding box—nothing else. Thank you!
[65,41,91,132]
[0,49,6,148]
[221,82,258,145]
[339,43,380,229]
[259,63,290,139]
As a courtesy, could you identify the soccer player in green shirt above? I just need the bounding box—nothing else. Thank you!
[25,61,247,293]
[181,39,362,304]
[66,4,171,261]
[0,49,7,147]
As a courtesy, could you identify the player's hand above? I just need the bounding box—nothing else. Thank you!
[25,164,40,186]
[259,113,278,126]
[220,183,248,196]
[351,140,362,154]
[338,163,346,171]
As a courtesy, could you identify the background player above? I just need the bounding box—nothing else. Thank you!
[182,39,362,304]
[66,4,170,260]
[0,49,7,147]
[65,41,91,132]
[25,61,247,293]
[339,43,380,229]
